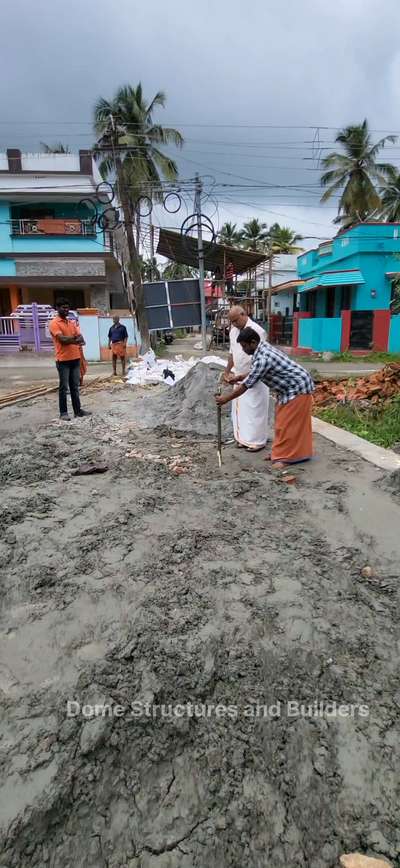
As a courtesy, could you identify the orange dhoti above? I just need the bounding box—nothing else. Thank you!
[111,341,127,359]
[271,394,313,464]
[79,349,88,386]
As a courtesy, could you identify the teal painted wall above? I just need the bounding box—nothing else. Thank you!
[0,199,105,256]
[299,317,341,351]
[12,236,103,254]
[299,318,313,348]
[389,316,400,352]
[0,203,12,252]
[298,224,400,314]
[314,318,341,352]
[0,259,16,276]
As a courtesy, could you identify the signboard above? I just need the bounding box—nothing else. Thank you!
[143,278,201,331]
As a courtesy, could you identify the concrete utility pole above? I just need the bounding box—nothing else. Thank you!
[267,239,274,338]
[194,174,207,352]
[108,114,150,351]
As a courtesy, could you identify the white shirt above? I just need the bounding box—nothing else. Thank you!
[229,317,266,375]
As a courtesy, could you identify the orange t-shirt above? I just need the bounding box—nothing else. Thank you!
[49,315,82,362]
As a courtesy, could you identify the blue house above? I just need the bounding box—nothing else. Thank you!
[0,148,124,317]
[293,222,400,354]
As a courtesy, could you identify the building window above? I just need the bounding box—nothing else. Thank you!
[318,242,332,256]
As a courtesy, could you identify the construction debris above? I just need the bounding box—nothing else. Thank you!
[314,364,400,409]
[125,448,194,475]
[72,463,109,476]
[360,565,374,579]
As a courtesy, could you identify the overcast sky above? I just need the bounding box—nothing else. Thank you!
[1,0,400,249]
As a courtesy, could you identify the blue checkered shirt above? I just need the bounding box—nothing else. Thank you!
[243,341,314,405]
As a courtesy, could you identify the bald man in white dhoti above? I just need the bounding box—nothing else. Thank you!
[224,306,269,450]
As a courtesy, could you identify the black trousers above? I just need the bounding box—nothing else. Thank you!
[56,359,81,416]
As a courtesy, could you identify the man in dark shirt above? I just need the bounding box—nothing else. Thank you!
[108,316,128,376]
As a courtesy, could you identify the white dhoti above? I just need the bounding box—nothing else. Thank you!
[232,380,269,448]
[228,317,269,449]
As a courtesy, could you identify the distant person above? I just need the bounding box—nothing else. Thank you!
[217,327,314,467]
[225,260,235,293]
[108,315,128,377]
[224,305,269,451]
[49,298,91,421]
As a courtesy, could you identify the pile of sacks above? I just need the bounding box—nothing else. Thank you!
[125,350,225,387]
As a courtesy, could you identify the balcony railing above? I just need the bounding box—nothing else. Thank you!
[10,218,96,237]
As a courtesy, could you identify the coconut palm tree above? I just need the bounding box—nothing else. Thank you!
[94,84,183,200]
[320,119,396,226]
[263,224,303,323]
[40,142,71,153]
[241,218,269,251]
[163,261,197,280]
[93,83,183,349]
[268,223,303,254]
[379,166,400,222]
[140,256,161,281]
[218,221,242,247]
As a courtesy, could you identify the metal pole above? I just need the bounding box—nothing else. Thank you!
[195,174,207,352]
[149,220,155,281]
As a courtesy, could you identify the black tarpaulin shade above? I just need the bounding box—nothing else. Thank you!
[157,228,267,274]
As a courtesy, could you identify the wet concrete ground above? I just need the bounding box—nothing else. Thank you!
[0,380,399,867]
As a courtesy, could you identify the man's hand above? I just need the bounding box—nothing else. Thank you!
[215,393,229,406]
[223,371,235,384]
[75,335,85,346]
[230,374,246,385]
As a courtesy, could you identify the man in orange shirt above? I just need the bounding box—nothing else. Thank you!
[49,299,91,421]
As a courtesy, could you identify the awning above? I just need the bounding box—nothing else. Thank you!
[299,269,365,293]
[272,279,305,294]
[157,228,267,275]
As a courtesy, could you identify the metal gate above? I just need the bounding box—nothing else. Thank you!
[269,315,293,346]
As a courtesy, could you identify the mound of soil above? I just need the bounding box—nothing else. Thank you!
[135,362,233,437]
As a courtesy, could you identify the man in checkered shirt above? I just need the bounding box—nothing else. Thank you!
[217,326,314,467]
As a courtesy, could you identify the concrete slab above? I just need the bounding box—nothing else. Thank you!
[312,416,400,471]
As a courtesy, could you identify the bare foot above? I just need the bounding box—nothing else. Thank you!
[271,461,287,470]
[264,453,272,461]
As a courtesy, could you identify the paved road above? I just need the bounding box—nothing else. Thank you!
[0,359,110,398]
[161,336,383,377]
[0,338,384,397]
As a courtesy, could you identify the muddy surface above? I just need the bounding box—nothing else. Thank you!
[0,380,400,868]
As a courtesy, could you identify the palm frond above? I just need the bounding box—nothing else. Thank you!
[147,124,184,148]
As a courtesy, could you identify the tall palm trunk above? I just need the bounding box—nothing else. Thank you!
[115,156,150,351]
